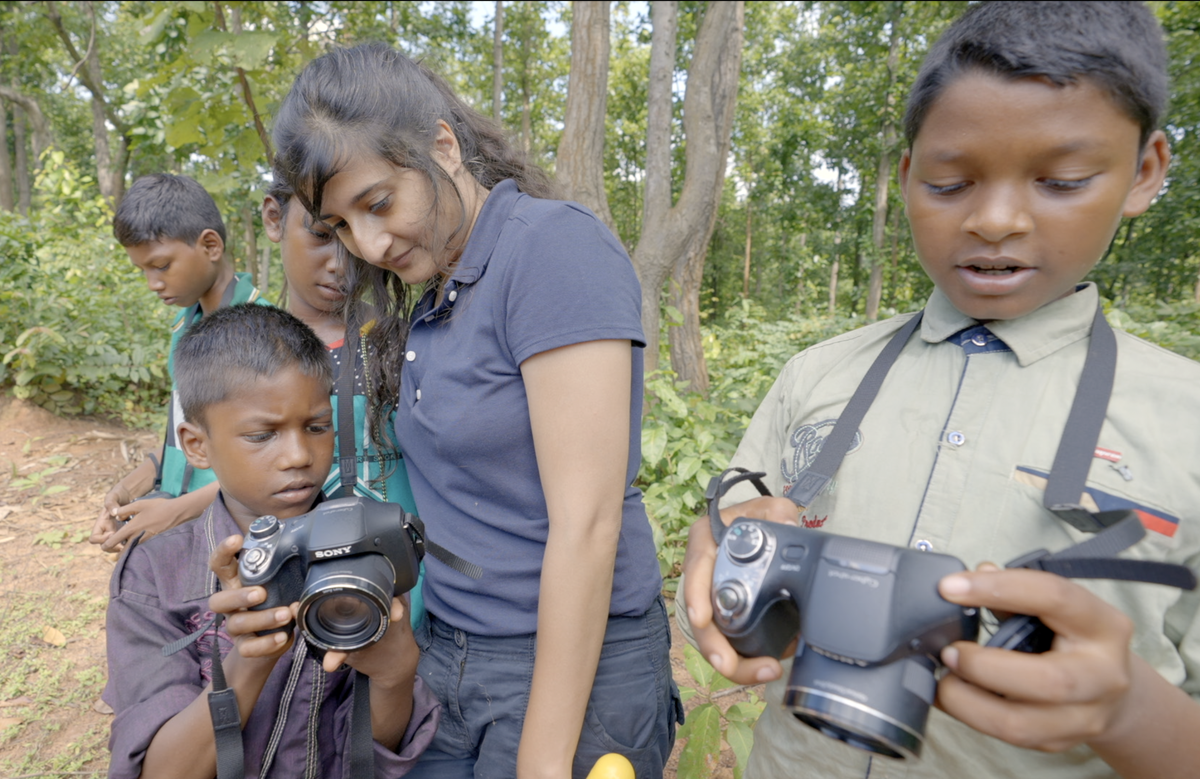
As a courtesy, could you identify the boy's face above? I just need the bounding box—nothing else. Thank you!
[125,230,223,308]
[263,196,344,316]
[899,73,1169,321]
[178,365,334,530]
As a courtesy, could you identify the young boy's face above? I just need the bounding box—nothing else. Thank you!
[178,365,334,530]
[899,72,1169,321]
[263,195,344,316]
[125,230,223,308]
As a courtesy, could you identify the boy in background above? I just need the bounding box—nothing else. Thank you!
[91,174,266,552]
[679,2,1199,778]
[103,303,437,777]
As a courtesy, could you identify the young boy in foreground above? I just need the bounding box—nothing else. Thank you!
[92,174,266,552]
[102,304,437,778]
[679,2,1200,778]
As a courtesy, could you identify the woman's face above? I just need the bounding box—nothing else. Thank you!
[317,155,452,286]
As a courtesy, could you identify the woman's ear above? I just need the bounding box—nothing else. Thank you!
[263,196,285,244]
[178,422,212,471]
[432,119,464,174]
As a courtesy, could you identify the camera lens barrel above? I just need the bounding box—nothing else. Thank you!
[298,554,396,652]
[785,643,936,760]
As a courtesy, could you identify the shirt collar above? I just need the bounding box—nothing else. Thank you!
[920,283,1100,367]
[415,179,522,321]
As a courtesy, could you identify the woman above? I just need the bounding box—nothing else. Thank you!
[273,43,679,778]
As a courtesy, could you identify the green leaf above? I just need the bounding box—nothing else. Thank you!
[676,703,721,779]
[725,701,765,724]
[43,485,70,496]
[678,685,697,703]
[727,719,755,779]
[230,32,276,70]
[165,120,205,149]
[641,425,668,467]
[683,643,714,690]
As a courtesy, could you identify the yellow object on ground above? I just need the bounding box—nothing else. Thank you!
[586,753,636,779]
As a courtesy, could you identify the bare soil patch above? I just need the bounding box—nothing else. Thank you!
[0,396,751,778]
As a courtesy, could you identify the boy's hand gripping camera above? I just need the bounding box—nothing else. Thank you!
[238,496,424,653]
[706,468,1196,760]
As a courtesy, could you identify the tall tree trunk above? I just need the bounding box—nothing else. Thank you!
[557,1,615,234]
[0,101,13,213]
[865,2,902,323]
[12,102,30,215]
[492,1,504,121]
[886,205,901,308]
[213,2,274,165]
[631,1,743,391]
[259,243,271,294]
[742,203,752,298]
[794,232,807,313]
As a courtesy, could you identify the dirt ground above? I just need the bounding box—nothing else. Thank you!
[0,396,758,778]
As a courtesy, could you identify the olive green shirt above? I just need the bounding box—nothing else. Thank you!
[677,283,1200,779]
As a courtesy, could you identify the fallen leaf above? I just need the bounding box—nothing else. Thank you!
[0,717,21,729]
[42,626,67,647]
[92,698,114,715]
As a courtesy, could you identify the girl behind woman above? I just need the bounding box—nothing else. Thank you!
[274,43,680,778]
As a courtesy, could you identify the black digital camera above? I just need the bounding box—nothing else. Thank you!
[712,517,979,760]
[239,496,424,653]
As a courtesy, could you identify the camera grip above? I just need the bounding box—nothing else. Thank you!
[727,598,800,659]
[248,556,305,637]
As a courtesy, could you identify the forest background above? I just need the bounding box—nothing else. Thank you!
[1,2,1199,775]
[3,0,1200,586]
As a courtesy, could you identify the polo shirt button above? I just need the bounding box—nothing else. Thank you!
[415,389,422,401]
[947,431,966,446]
[405,350,416,362]
[914,539,934,552]
[971,333,988,346]
[448,290,458,302]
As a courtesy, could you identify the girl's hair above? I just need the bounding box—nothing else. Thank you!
[273,42,557,448]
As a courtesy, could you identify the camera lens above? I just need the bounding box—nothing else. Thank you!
[313,593,375,635]
[298,554,396,652]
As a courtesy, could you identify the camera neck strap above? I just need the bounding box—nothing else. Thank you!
[783,303,1124,534]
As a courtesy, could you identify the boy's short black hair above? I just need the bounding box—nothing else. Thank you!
[905,1,1167,147]
[174,304,333,426]
[113,173,228,248]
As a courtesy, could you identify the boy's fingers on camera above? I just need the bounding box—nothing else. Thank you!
[692,622,784,684]
[939,568,1129,643]
[718,496,800,528]
[208,534,246,590]
[936,672,1115,752]
[683,520,719,629]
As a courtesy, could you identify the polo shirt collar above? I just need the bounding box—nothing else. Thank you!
[920,282,1100,367]
[416,180,522,321]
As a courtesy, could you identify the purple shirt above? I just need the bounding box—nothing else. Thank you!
[102,494,438,778]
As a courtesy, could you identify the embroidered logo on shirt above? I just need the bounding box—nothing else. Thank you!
[781,418,862,496]
[1013,466,1178,538]
[801,515,828,529]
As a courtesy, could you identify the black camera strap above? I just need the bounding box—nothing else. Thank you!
[784,302,1127,534]
[705,467,773,545]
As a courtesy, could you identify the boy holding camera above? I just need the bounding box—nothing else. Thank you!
[102,304,437,778]
[679,2,1200,778]
[92,174,268,553]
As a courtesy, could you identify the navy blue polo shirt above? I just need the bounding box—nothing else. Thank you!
[395,180,663,636]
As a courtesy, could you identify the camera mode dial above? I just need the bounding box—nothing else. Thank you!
[249,516,280,540]
[726,523,767,563]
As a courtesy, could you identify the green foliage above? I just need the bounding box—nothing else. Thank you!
[0,153,172,428]
[675,644,765,779]
[1107,300,1200,361]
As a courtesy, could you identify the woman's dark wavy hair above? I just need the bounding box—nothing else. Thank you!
[273,42,557,448]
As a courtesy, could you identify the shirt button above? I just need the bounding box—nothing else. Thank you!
[914,539,934,552]
[415,389,422,401]
[405,350,416,362]
[448,290,458,302]
[947,431,966,446]
[971,333,988,346]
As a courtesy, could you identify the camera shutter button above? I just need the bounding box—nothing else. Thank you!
[249,516,280,539]
[715,582,749,617]
[726,523,766,562]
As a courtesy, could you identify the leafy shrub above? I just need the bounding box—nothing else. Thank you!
[0,153,172,428]
[1107,300,1200,361]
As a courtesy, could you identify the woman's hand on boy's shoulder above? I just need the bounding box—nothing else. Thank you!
[935,566,1200,777]
[681,496,800,686]
[320,596,419,688]
[208,534,296,662]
